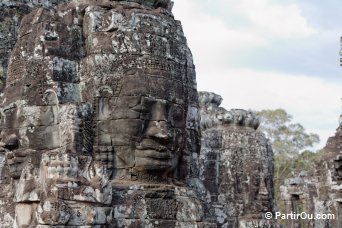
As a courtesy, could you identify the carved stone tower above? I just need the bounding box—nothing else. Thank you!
[198,92,276,227]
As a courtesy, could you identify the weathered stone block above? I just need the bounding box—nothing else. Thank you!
[53,57,79,83]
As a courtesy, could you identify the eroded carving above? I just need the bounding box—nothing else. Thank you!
[199,91,260,130]
[198,91,276,227]
[0,0,208,227]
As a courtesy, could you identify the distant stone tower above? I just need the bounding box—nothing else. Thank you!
[198,91,276,227]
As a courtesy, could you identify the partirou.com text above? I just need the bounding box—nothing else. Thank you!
[265,212,335,220]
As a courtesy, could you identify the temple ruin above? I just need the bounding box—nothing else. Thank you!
[280,119,342,228]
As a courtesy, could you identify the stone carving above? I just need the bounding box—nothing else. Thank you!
[77,0,198,182]
[198,92,276,227]
[199,91,260,130]
[0,0,212,227]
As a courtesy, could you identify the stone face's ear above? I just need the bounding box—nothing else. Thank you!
[15,163,40,203]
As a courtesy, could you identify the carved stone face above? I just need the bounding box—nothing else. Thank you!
[134,96,185,170]
[106,73,187,173]
[0,130,21,178]
[0,0,197,183]
[0,98,60,179]
[77,2,198,177]
[0,104,32,179]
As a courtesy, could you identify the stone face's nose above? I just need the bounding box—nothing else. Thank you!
[144,101,170,140]
[145,120,170,140]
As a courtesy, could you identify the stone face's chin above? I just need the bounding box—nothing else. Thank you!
[134,149,177,171]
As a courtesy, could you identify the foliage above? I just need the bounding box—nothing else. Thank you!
[256,109,323,221]
[257,109,320,157]
[274,150,324,224]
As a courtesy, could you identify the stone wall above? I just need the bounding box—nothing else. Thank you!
[280,117,342,227]
[198,91,276,227]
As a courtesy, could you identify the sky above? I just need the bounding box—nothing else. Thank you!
[172,0,342,149]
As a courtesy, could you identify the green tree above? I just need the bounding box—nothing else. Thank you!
[257,109,320,157]
[256,109,322,219]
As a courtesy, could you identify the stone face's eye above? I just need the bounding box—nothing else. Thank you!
[137,97,158,120]
[3,103,17,115]
[131,103,150,114]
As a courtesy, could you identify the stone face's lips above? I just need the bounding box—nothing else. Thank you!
[135,149,172,159]
[134,151,173,170]
[6,156,27,165]
[135,143,168,152]
[135,147,173,160]
[6,150,28,165]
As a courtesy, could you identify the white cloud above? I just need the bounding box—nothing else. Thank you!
[172,0,341,149]
[236,0,316,38]
[173,0,267,66]
[173,0,316,48]
[196,67,342,149]
[172,0,318,76]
